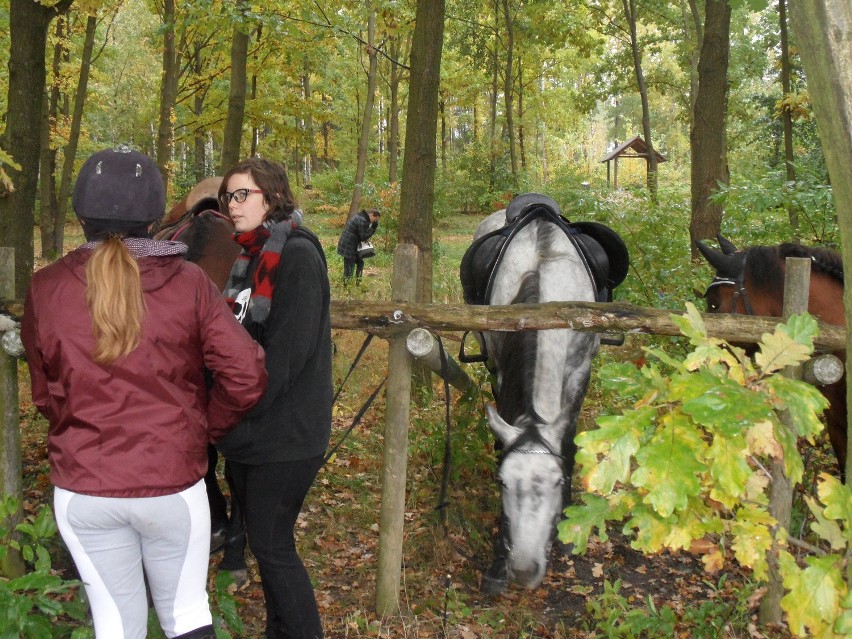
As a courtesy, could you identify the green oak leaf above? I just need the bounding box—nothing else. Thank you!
[780,551,845,638]
[598,361,647,396]
[682,382,775,437]
[805,495,846,551]
[766,374,828,439]
[772,418,806,484]
[624,506,674,553]
[730,505,776,579]
[817,473,852,535]
[707,435,752,507]
[779,312,819,348]
[559,493,617,553]
[632,414,707,517]
[670,302,708,345]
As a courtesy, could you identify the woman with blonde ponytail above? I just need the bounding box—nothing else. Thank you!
[21,146,268,639]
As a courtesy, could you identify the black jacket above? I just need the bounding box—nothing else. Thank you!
[336,210,377,260]
[217,228,332,464]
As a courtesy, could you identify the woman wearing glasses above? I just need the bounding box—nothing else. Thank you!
[217,158,331,639]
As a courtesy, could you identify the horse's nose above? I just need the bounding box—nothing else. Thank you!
[508,561,542,589]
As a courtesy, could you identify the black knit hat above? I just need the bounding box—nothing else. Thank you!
[73,146,165,226]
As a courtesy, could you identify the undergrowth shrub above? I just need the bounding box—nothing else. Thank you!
[0,497,90,638]
[560,306,852,638]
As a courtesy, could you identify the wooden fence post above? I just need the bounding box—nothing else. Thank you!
[0,246,24,577]
[760,256,810,624]
[375,243,419,616]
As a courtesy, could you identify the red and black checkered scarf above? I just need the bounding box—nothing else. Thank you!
[224,219,298,325]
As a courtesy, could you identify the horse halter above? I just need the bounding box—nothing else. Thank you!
[704,254,756,315]
[497,424,566,554]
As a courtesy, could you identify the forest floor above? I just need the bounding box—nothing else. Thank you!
[17,330,812,638]
[15,210,829,637]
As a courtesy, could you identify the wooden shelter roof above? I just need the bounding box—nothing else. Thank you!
[600,135,666,163]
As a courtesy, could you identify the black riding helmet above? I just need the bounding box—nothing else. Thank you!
[73,145,165,240]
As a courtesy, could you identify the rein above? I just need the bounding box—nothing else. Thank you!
[322,333,386,466]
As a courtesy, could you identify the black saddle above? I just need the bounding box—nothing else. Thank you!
[460,193,629,306]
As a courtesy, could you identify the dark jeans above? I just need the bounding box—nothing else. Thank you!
[342,256,364,283]
[228,457,324,639]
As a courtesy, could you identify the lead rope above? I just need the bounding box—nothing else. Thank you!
[435,336,453,528]
[434,336,457,638]
[322,333,386,466]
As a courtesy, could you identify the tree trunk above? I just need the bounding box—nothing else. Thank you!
[489,0,499,185]
[0,0,73,297]
[682,0,703,116]
[388,35,402,183]
[689,0,731,255]
[39,14,65,260]
[376,0,444,615]
[55,15,96,257]
[787,0,852,489]
[518,55,526,170]
[623,0,659,203]
[221,0,250,173]
[778,0,798,231]
[397,0,444,304]
[193,44,207,182]
[348,8,379,220]
[501,0,518,188]
[156,0,178,195]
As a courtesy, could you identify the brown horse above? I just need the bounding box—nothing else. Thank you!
[155,179,247,571]
[696,235,846,479]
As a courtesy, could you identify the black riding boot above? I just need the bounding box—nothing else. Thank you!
[173,625,215,639]
[219,461,248,574]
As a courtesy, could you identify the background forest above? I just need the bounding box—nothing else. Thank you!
[1,0,850,638]
[0,0,836,267]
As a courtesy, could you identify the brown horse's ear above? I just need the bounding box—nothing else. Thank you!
[716,235,738,255]
[696,239,739,274]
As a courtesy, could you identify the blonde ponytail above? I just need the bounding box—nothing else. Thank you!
[85,237,146,364]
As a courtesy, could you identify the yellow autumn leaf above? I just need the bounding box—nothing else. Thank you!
[746,420,783,460]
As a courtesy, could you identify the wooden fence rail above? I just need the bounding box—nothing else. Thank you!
[329,299,847,351]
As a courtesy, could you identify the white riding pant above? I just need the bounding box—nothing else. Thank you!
[54,479,212,639]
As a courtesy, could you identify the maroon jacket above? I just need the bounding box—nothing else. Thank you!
[22,245,268,497]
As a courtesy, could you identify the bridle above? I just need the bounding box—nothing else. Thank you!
[704,254,755,315]
[498,423,566,553]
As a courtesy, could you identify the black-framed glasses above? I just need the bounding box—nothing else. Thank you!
[220,188,263,204]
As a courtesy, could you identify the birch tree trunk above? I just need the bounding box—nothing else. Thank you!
[156,0,178,195]
[348,7,378,220]
[55,15,96,256]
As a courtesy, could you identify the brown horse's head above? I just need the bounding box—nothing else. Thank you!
[695,236,758,315]
[697,234,847,479]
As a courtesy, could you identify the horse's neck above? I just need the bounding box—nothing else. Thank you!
[808,273,845,326]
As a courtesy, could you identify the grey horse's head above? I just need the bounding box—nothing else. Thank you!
[487,405,568,589]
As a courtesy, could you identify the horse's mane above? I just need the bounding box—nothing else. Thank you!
[495,272,540,424]
[181,214,219,263]
[747,243,844,289]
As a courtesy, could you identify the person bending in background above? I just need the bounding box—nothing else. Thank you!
[21,146,268,639]
[218,157,332,639]
[336,208,380,285]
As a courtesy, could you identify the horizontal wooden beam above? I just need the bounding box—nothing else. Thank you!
[330,300,846,352]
